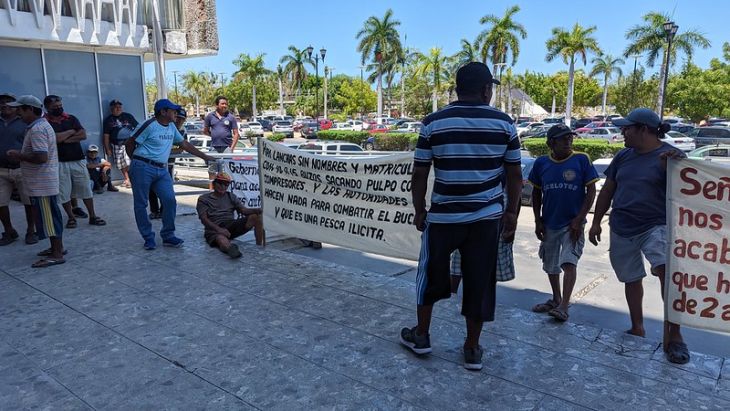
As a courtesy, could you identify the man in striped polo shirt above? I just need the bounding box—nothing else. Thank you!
[400,62,522,371]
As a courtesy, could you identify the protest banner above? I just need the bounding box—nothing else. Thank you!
[223,157,261,208]
[257,139,423,260]
[666,159,730,333]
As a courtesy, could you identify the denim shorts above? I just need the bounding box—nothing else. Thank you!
[538,225,585,275]
[609,225,667,283]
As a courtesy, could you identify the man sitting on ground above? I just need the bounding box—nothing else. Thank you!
[85,145,113,194]
[196,172,264,257]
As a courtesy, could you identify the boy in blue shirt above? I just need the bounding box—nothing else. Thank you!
[528,124,599,322]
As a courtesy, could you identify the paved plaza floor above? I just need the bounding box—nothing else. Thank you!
[1,187,730,410]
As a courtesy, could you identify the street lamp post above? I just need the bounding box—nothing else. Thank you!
[324,67,328,119]
[659,21,678,120]
[374,44,383,123]
[306,46,326,118]
[171,70,179,101]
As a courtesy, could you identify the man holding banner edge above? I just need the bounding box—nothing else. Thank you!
[400,62,522,371]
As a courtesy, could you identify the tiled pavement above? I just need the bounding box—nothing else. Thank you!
[1,190,729,410]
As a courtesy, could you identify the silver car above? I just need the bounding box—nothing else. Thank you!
[580,127,624,143]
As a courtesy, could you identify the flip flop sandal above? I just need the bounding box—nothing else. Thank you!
[548,308,569,322]
[66,219,77,229]
[37,249,69,257]
[89,217,106,226]
[665,341,690,365]
[31,258,66,268]
[532,299,559,313]
[224,244,242,258]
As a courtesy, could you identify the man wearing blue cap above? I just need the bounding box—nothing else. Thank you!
[125,99,216,250]
[529,124,599,322]
[589,107,688,364]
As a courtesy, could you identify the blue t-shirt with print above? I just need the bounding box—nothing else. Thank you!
[605,143,684,237]
[528,152,600,230]
[131,119,184,164]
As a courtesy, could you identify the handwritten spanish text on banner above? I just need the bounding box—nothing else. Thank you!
[666,159,730,333]
[258,139,422,260]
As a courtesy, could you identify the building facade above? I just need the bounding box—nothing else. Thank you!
[0,0,218,148]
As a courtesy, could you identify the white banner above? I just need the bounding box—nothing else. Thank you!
[258,139,422,260]
[224,157,262,208]
[666,159,730,333]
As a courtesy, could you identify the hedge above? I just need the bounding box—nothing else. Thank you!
[374,133,419,151]
[267,133,286,142]
[522,138,624,161]
[315,130,370,144]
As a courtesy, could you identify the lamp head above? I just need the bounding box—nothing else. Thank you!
[306,45,314,59]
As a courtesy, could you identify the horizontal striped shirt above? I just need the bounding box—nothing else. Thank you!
[414,102,520,224]
[21,118,59,197]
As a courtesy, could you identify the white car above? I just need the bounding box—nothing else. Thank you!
[246,121,264,136]
[347,120,364,131]
[590,158,613,213]
[580,127,624,143]
[272,121,294,137]
[297,141,365,155]
[331,122,354,131]
[662,131,695,152]
[392,121,422,133]
[516,122,544,137]
[175,135,209,167]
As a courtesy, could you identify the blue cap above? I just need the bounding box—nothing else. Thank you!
[613,108,661,128]
[154,98,181,112]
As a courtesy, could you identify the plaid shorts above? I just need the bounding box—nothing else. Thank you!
[451,237,515,282]
[112,144,131,170]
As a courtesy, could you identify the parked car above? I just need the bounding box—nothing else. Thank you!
[258,118,273,132]
[297,141,365,155]
[686,126,730,147]
[574,121,612,134]
[393,118,415,127]
[300,121,320,139]
[184,123,203,134]
[516,122,544,137]
[391,122,422,133]
[662,131,695,152]
[272,120,294,138]
[542,117,563,125]
[347,119,364,131]
[590,158,613,213]
[520,156,536,206]
[362,136,376,151]
[368,124,389,133]
[670,123,695,134]
[331,122,354,131]
[175,135,209,167]
[318,118,333,130]
[521,125,551,139]
[573,118,593,130]
[688,144,730,160]
[580,127,624,143]
[246,121,264,136]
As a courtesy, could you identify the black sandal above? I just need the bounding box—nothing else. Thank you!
[66,218,77,229]
[89,216,106,226]
[665,341,690,364]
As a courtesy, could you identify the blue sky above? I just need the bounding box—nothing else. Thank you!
[146,0,727,84]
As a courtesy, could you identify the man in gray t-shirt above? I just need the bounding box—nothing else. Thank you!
[589,108,689,365]
[196,172,264,258]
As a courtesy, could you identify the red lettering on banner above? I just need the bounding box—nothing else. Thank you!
[679,166,730,200]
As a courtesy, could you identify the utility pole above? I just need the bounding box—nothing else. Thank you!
[218,72,226,87]
[150,0,167,99]
[324,67,328,119]
[172,70,179,101]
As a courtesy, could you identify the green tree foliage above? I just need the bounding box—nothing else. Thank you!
[624,11,711,113]
[412,47,451,112]
[233,53,272,117]
[333,78,377,115]
[279,45,313,96]
[666,60,730,121]
[513,70,601,113]
[608,68,659,116]
[224,75,278,118]
[546,23,601,123]
[589,53,624,115]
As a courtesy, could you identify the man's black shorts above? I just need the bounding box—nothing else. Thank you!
[204,217,249,246]
[416,219,499,322]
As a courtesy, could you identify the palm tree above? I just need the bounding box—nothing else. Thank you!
[414,48,451,112]
[279,45,312,97]
[589,53,624,115]
[233,53,271,119]
[182,71,211,116]
[356,9,402,121]
[545,23,601,125]
[453,38,479,67]
[475,5,527,106]
[624,12,710,114]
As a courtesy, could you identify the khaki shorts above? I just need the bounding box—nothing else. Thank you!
[58,159,93,203]
[0,167,29,206]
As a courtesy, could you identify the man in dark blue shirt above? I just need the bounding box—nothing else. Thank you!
[0,92,36,245]
[203,96,239,152]
[528,124,599,322]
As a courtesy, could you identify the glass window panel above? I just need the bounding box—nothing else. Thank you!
[0,46,46,99]
[97,53,145,124]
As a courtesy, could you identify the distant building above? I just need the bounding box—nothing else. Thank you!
[0,0,218,148]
